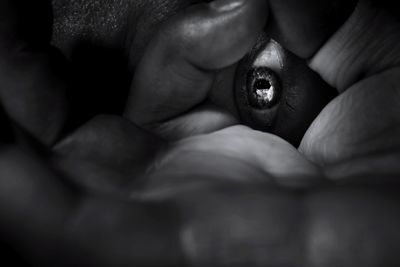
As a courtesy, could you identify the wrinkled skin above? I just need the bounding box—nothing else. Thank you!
[1,0,400,266]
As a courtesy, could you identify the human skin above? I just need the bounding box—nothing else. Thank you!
[1,0,400,266]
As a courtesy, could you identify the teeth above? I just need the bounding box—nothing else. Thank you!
[255,86,275,103]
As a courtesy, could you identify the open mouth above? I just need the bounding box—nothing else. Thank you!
[248,67,281,110]
[234,34,337,146]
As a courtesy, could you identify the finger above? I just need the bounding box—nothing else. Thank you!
[124,0,268,140]
[143,125,321,191]
[266,0,358,59]
[290,0,400,176]
[308,0,400,92]
[325,150,400,180]
[0,0,69,146]
[52,115,165,195]
[148,102,239,141]
[267,1,400,94]
[299,2,400,167]
[300,68,400,168]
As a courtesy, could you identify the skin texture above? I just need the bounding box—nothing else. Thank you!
[1,0,400,266]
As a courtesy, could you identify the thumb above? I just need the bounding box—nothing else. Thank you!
[266,0,358,59]
[124,0,268,140]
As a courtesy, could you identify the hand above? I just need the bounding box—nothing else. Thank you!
[125,0,400,179]
[1,0,400,266]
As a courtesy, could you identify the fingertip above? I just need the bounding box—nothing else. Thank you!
[181,0,269,69]
[125,0,268,136]
[266,0,358,59]
[155,0,268,69]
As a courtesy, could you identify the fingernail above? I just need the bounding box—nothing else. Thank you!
[209,0,245,12]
